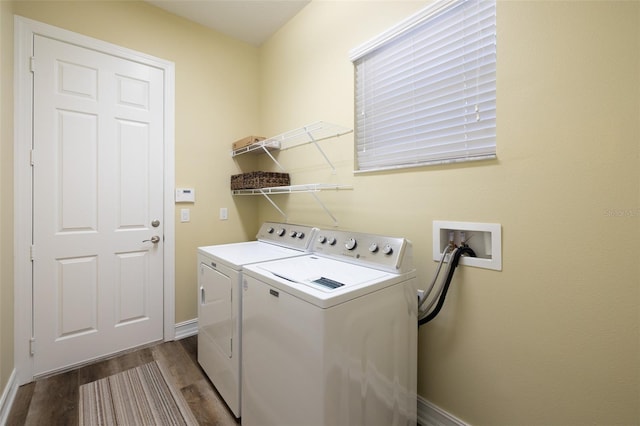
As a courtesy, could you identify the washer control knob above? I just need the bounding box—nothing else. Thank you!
[276,228,286,236]
[328,237,337,246]
[345,237,357,250]
[382,244,393,255]
[297,232,305,239]
[317,236,327,244]
[289,231,298,238]
[369,243,379,253]
[267,227,274,234]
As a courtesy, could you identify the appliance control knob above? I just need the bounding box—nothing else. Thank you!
[297,232,305,239]
[345,237,357,250]
[328,237,337,245]
[267,227,274,234]
[317,236,327,244]
[382,244,393,255]
[289,231,298,238]
[369,243,379,253]
[276,228,286,236]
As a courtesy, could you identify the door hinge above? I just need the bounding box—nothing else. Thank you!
[30,337,35,355]
[30,149,35,166]
[30,56,35,73]
[30,245,35,262]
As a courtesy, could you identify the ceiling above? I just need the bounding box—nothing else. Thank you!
[147,0,311,46]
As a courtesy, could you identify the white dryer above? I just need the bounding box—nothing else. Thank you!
[197,222,317,418]
[241,229,417,426]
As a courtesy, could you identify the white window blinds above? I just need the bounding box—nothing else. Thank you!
[350,0,496,172]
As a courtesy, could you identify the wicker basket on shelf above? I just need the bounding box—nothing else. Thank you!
[230,172,290,190]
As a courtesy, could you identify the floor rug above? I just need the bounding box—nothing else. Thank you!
[79,361,197,425]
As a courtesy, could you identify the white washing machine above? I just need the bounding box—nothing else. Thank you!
[197,222,317,418]
[241,229,418,426]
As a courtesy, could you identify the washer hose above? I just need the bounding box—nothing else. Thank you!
[418,246,476,326]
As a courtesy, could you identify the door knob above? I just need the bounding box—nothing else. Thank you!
[151,219,160,227]
[143,235,161,244]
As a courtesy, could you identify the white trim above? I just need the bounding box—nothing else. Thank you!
[0,369,18,425]
[13,15,35,387]
[162,41,176,343]
[418,395,469,426]
[13,16,176,385]
[174,319,198,340]
[349,0,460,61]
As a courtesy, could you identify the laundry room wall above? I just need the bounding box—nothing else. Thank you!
[256,1,640,425]
[0,0,15,402]
[2,0,260,363]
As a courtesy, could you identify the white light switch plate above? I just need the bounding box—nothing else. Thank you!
[180,208,190,222]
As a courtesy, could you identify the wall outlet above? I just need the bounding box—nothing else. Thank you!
[433,220,502,271]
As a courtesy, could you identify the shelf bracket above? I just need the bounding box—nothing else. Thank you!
[260,145,286,172]
[255,187,340,226]
[258,189,288,221]
[305,127,336,174]
[309,191,338,226]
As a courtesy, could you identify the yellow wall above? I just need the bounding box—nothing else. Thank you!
[1,0,15,396]
[257,0,639,424]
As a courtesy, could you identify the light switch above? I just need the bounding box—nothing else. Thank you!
[180,208,190,223]
[220,208,228,220]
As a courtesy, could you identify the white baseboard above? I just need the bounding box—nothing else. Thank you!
[0,369,18,426]
[418,395,469,426]
[174,318,198,340]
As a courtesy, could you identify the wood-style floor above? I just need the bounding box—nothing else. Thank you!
[6,335,241,425]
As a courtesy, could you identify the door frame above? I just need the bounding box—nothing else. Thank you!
[14,16,176,385]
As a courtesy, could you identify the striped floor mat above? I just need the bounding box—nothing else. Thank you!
[79,361,197,425]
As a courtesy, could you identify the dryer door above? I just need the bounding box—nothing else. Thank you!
[199,262,232,357]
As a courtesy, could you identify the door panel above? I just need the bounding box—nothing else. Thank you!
[58,110,98,232]
[117,120,150,228]
[57,255,98,337]
[32,34,165,376]
[57,60,98,99]
[115,251,149,325]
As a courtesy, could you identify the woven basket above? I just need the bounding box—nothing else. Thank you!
[231,172,290,190]
[230,174,245,190]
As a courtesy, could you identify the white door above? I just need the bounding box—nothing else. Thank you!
[32,34,165,376]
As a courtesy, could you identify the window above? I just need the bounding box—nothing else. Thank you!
[350,0,496,172]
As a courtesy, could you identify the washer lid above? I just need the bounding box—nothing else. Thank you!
[245,255,413,308]
[259,255,390,286]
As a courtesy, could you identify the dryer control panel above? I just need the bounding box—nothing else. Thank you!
[256,222,318,251]
[311,229,414,274]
